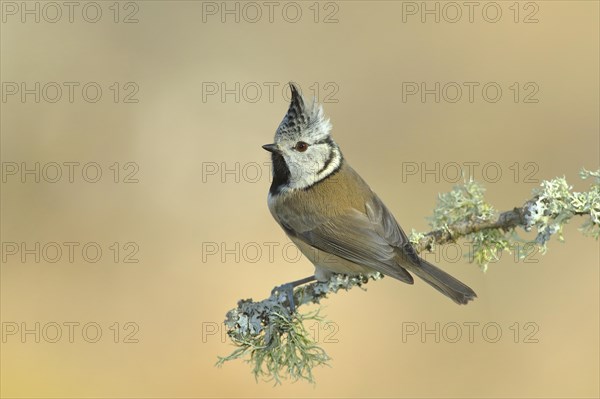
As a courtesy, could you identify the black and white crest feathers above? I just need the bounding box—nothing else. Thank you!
[275,82,332,142]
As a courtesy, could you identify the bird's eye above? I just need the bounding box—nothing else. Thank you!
[295,141,309,152]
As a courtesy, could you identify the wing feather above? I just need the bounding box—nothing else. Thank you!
[281,192,419,283]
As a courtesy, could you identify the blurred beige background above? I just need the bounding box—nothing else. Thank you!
[1,1,598,398]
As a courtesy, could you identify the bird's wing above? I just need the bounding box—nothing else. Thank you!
[365,194,423,266]
[280,194,419,283]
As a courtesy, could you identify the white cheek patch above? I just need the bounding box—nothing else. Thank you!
[285,145,341,191]
[287,158,319,189]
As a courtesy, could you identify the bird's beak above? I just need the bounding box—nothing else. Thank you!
[262,143,280,154]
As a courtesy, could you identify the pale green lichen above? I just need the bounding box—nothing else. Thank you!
[469,229,512,272]
[429,178,497,228]
[217,273,383,384]
[217,304,330,385]
[576,168,600,238]
[524,169,600,248]
[409,229,426,248]
[409,169,600,269]
[424,179,511,271]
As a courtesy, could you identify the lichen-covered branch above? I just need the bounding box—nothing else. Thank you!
[411,169,599,268]
[217,169,600,384]
[216,273,383,383]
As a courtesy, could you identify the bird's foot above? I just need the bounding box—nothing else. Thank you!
[271,276,316,313]
[271,282,297,313]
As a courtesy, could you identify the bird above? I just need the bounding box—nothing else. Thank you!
[262,82,476,310]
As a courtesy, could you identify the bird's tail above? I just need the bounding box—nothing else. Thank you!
[405,258,477,305]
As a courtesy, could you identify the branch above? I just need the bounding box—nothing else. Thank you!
[217,169,600,384]
[415,201,587,253]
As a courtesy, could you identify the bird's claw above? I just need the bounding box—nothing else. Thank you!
[271,283,296,313]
